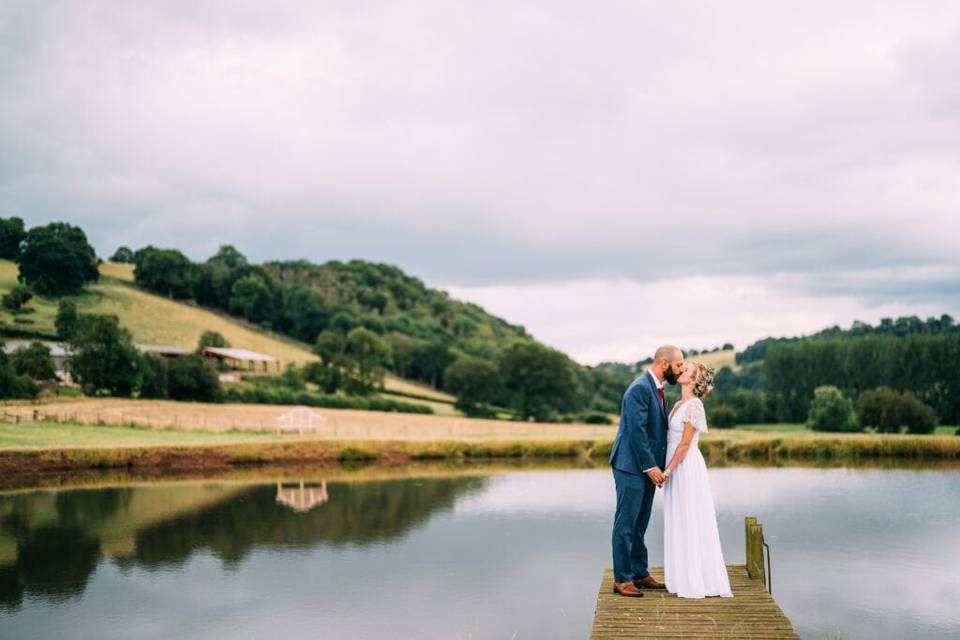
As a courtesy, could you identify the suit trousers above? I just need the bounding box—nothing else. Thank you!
[611,467,656,583]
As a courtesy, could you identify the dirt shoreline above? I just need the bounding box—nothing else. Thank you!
[2,432,959,489]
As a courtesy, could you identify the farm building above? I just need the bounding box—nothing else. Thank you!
[199,346,280,373]
[136,344,193,359]
[3,340,71,373]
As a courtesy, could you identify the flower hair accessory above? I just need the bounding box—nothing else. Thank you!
[692,363,715,398]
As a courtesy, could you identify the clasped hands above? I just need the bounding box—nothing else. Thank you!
[646,467,670,488]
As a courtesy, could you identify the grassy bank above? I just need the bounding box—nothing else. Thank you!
[0,420,958,481]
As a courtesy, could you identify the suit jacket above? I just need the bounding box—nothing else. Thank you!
[608,371,668,475]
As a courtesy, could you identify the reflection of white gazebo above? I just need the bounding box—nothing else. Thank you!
[276,480,329,512]
[276,406,327,435]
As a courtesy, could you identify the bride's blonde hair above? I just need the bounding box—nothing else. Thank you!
[691,363,716,398]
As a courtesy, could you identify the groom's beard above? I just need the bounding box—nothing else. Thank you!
[663,369,679,385]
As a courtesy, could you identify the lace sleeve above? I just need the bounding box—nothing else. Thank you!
[685,398,708,432]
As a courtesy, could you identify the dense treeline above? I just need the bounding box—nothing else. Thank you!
[130,244,624,420]
[764,335,960,424]
[738,314,958,364]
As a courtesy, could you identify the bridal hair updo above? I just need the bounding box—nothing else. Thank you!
[691,363,716,399]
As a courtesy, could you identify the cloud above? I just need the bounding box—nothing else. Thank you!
[1,1,958,358]
[446,274,955,363]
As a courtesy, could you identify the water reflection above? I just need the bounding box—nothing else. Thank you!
[276,480,329,512]
[0,466,958,639]
[0,476,485,610]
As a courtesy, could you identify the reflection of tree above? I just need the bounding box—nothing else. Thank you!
[0,475,486,608]
[0,488,131,611]
[126,476,486,569]
[56,488,134,528]
[0,525,100,610]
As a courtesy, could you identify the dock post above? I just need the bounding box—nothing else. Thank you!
[745,515,766,584]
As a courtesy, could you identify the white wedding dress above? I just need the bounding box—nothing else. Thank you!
[663,397,733,598]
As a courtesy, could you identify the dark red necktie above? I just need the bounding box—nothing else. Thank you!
[657,387,665,410]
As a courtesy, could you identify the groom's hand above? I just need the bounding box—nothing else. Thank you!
[646,467,666,486]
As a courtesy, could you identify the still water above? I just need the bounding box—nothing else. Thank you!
[1,465,958,640]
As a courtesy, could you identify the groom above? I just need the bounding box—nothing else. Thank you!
[609,344,685,597]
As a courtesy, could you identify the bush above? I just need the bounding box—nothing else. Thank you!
[198,330,230,349]
[220,386,433,414]
[137,353,168,399]
[2,285,33,312]
[709,404,738,428]
[807,385,860,433]
[857,387,938,435]
[11,341,56,380]
[583,412,613,425]
[167,355,221,402]
[55,299,80,340]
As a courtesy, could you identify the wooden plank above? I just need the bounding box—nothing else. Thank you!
[590,566,798,639]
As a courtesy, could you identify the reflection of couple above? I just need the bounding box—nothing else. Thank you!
[609,345,733,599]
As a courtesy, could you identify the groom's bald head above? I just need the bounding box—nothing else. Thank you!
[654,345,683,362]
[651,345,685,385]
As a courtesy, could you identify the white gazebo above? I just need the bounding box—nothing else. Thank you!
[276,406,327,435]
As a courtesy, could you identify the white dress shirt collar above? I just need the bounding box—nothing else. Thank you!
[648,368,664,390]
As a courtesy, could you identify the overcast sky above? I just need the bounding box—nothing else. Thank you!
[2,1,958,363]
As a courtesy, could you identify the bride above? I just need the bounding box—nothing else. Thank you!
[662,362,733,599]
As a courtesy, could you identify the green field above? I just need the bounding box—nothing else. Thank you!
[730,423,957,436]
[0,422,274,449]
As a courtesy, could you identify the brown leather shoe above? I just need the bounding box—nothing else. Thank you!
[612,581,645,597]
[632,575,667,590]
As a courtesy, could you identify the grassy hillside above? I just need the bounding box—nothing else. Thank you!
[686,348,737,371]
[0,260,454,403]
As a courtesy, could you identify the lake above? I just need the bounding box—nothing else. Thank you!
[1,464,958,639]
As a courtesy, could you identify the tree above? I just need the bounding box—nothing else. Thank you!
[67,314,140,396]
[857,387,937,434]
[310,331,348,393]
[137,353,168,399]
[198,330,230,349]
[385,332,427,379]
[2,285,33,312]
[207,244,248,269]
[412,340,455,388]
[280,284,327,342]
[18,222,99,296]
[229,275,272,323]
[343,327,392,395]
[0,345,37,399]
[279,363,305,390]
[132,246,196,299]
[443,355,501,417]
[807,385,860,433]
[167,355,221,402]
[11,342,56,380]
[55,299,80,340]
[110,246,135,263]
[499,341,579,421]
[0,216,26,260]
[709,404,738,428]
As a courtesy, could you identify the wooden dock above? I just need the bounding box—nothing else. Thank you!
[590,518,798,639]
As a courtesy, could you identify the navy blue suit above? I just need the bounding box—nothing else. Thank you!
[609,371,668,582]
